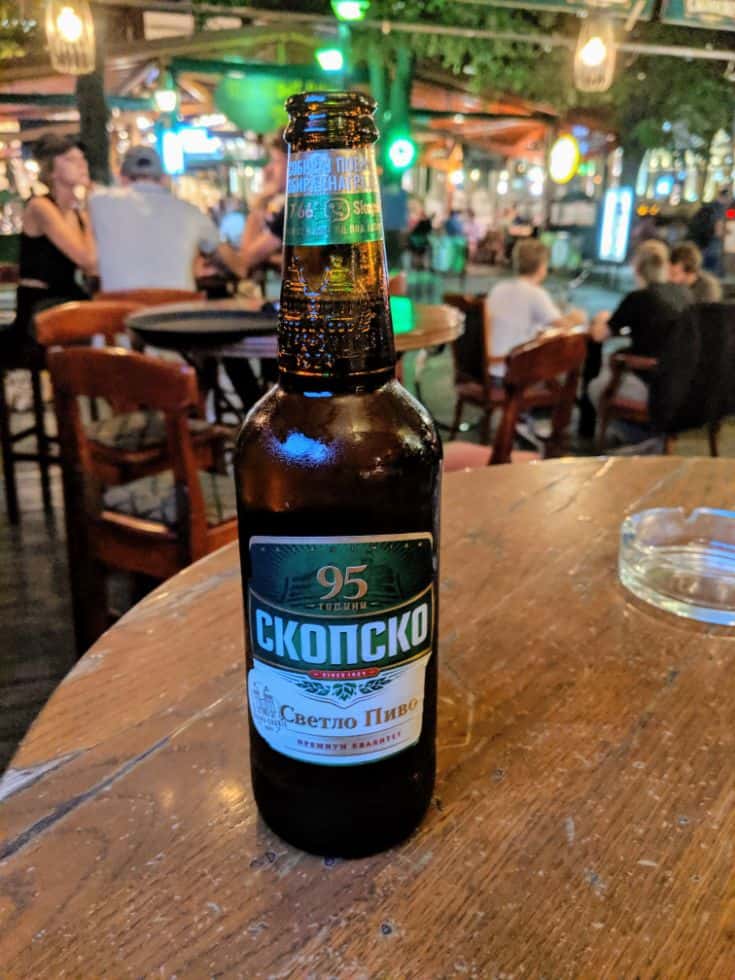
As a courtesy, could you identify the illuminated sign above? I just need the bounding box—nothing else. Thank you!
[599,186,634,264]
[655,175,675,198]
[161,130,184,175]
[661,0,735,28]
[179,127,221,156]
[549,135,581,185]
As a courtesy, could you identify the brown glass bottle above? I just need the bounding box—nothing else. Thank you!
[234,92,441,858]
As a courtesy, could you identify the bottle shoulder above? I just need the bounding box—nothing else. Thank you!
[236,380,441,462]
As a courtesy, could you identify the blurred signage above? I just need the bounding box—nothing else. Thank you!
[598,186,633,264]
[160,126,226,175]
[179,127,221,156]
[161,130,184,176]
[487,0,654,17]
[661,0,735,27]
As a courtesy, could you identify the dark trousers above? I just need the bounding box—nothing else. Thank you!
[223,358,278,414]
[578,339,603,438]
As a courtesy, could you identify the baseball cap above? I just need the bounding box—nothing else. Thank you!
[121,145,163,179]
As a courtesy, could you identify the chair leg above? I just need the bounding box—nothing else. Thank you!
[31,367,52,514]
[596,409,609,453]
[708,421,720,458]
[68,555,109,655]
[479,408,491,446]
[448,399,464,441]
[0,370,19,524]
[61,466,108,655]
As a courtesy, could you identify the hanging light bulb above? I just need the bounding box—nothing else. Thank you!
[46,0,95,75]
[580,36,607,68]
[574,16,616,93]
[154,69,178,114]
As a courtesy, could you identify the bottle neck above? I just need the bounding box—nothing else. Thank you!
[277,142,396,393]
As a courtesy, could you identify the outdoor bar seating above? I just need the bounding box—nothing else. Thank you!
[1,2,735,972]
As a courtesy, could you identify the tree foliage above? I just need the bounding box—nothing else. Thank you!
[352,0,735,160]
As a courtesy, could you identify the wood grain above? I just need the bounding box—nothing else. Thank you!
[2,457,735,978]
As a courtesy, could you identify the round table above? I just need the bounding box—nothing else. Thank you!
[2,457,733,976]
[126,296,464,359]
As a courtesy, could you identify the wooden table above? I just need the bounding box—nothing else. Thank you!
[126,295,464,359]
[2,457,734,977]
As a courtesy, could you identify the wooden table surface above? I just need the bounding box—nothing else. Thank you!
[126,296,464,357]
[2,457,734,978]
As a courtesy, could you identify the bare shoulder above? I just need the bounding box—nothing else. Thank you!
[26,195,56,216]
[22,196,54,234]
[25,195,62,226]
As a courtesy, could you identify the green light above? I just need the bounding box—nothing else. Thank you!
[389,295,415,334]
[331,0,370,20]
[316,47,345,72]
[387,135,416,171]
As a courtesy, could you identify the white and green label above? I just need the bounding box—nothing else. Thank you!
[284,147,384,247]
[247,533,434,766]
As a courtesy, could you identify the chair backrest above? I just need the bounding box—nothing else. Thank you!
[650,302,735,435]
[47,346,208,552]
[443,293,491,386]
[388,272,408,297]
[34,300,142,347]
[492,330,588,464]
[94,288,205,306]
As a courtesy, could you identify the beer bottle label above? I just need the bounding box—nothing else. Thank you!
[284,148,383,247]
[247,533,434,766]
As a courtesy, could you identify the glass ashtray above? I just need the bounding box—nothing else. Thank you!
[619,507,735,625]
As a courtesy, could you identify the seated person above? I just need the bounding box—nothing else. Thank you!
[90,146,219,292]
[3,135,96,360]
[588,240,693,410]
[669,241,722,304]
[487,240,586,381]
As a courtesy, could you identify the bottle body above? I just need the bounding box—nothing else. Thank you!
[234,92,441,857]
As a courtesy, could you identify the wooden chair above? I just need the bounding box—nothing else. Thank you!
[48,346,239,653]
[388,272,408,297]
[35,300,228,486]
[0,342,53,523]
[444,330,588,470]
[35,299,140,348]
[94,288,205,305]
[0,300,146,524]
[444,293,506,443]
[445,293,572,446]
[597,352,719,456]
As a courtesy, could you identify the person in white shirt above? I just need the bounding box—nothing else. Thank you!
[90,145,264,407]
[89,145,221,292]
[487,239,586,380]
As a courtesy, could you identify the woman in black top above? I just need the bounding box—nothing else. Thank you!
[588,240,692,410]
[3,134,96,357]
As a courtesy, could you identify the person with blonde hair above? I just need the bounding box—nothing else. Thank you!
[588,239,693,411]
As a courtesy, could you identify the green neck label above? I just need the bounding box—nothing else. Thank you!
[284,147,384,247]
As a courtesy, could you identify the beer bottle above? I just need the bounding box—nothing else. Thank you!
[234,91,441,857]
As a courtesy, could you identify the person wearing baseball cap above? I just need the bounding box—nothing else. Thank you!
[1,134,95,358]
[89,144,220,294]
[119,145,164,181]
